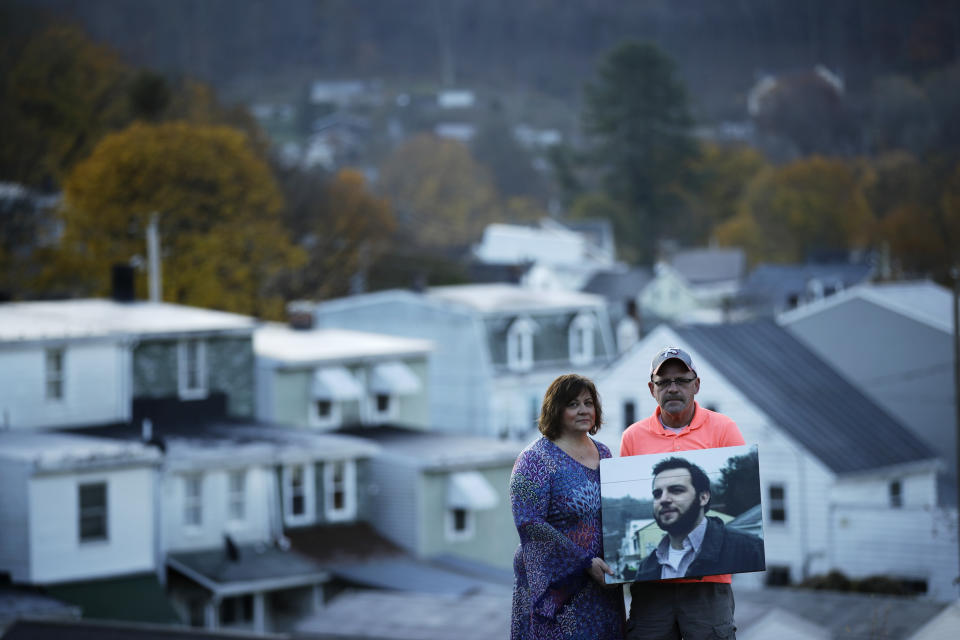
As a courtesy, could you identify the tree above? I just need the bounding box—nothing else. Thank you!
[378,133,500,249]
[2,24,132,188]
[582,41,697,263]
[278,167,395,300]
[715,156,875,264]
[712,449,760,516]
[47,121,304,318]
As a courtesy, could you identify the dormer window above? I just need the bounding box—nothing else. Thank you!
[45,348,65,401]
[507,317,537,372]
[568,313,596,365]
[178,339,207,400]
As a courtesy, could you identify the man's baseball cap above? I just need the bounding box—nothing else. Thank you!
[650,347,696,377]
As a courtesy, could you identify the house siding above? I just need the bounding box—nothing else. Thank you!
[0,340,129,429]
[364,460,420,554]
[419,465,517,570]
[29,468,155,584]
[315,299,490,435]
[0,459,31,582]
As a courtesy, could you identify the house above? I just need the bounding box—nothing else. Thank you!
[779,280,958,506]
[0,298,258,431]
[471,219,616,292]
[253,323,432,431]
[595,321,956,600]
[0,431,165,615]
[640,247,746,324]
[580,265,654,351]
[336,425,523,571]
[736,261,874,317]
[306,283,617,439]
[0,297,382,633]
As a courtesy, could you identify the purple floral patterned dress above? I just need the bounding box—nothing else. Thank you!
[510,436,624,640]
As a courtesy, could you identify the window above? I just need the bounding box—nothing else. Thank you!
[184,474,203,528]
[228,470,246,522]
[889,479,903,508]
[768,484,786,523]
[446,507,474,541]
[766,565,791,587]
[369,391,395,421]
[284,463,314,524]
[323,460,356,522]
[78,482,107,542]
[178,339,207,399]
[316,400,332,419]
[507,317,536,372]
[568,313,596,365]
[45,348,65,400]
[290,465,306,517]
[375,393,390,413]
[623,401,636,430]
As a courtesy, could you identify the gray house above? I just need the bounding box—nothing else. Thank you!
[305,284,617,439]
[779,280,957,505]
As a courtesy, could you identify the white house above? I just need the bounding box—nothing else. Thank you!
[0,431,160,585]
[254,323,432,431]
[595,321,956,601]
[640,248,746,324]
[306,283,617,439]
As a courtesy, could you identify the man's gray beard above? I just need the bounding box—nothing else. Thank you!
[656,501,703,537]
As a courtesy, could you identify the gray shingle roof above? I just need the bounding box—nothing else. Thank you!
[676,320,935,474]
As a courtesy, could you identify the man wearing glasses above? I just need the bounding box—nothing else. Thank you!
[620,347,746,640]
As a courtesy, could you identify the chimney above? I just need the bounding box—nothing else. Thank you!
[287,301,314,330]
[111,263,135,302]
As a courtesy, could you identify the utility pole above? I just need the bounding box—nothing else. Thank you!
[146,213,162,303]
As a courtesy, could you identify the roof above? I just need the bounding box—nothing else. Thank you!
[43,573,180,625]
[0,586,80,625]
[0,430,161,472]
[0,299,256,343]
[739,262,873,308]
[780,280,954,334]
[64,421,379,470]
[337,425,523,470]
[254,324,432,365]
[168,544,328,595]
[735,587,947,640]
[295,589,511,640]
[426,283,606,314]
[0,618,289,640]
[285,522,404,564]
[669,248,746,285]
[675,320,936,474]
[581,267,653,302]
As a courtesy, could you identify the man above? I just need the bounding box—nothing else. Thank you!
[634,457,764,582]
[620,347,747,640]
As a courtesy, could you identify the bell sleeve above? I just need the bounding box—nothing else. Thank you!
[510,447,593,620]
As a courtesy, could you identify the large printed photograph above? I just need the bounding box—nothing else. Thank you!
[600,444,765,584]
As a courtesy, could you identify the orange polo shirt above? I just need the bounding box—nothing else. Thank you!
[619,401,745,584]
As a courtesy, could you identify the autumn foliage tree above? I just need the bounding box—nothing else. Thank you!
[715,156,875,264]
[378,133,500,249]
[278,166,395,300]
[49,121,304,318]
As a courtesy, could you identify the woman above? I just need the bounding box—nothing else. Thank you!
[510,373,625,640]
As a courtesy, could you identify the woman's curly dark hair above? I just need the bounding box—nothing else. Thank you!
[537,373,603,440]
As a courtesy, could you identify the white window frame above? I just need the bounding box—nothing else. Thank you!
[78,481,108,543]
[183,473,204,530]
[768,483,787,524]
[368,391,397,422]
[178,339,208,400]
[323,460,357,522]
[227,470,246,523]
[283,463,315,525]
[507,316,536,372]
[889,479,903,508]
[310,397,340,429]
[445,507,475,541]
[568,313,596,365]
[45,347,65,401]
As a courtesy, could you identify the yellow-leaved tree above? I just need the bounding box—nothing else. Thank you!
[49,121,304,318]
[715,156,875,264]
[378,133,500,248]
